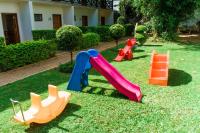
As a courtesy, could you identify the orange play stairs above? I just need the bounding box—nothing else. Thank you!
[149,50,169,86]
[12,85,71,125]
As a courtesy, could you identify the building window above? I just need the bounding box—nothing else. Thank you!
[82,16,88,26]
[101,17,105,25]
[34,14,43,21]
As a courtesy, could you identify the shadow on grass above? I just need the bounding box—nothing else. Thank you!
[83,86,128,100]
[25,103,81,133]
[90,79,108,84]
[134,55,149,60]
[134,49,145,53]
[168,69,192,86]
[0,70,69,112]
[142,44,163,47]
[176,41,200,51]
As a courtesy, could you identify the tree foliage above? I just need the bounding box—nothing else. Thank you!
[134,0,198,40]
[109,24,125,47]
[119,0,142,24]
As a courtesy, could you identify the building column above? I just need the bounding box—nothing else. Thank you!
[107,10,114,25]
[0,14,4,37]
[63,6,75,25]
[90,9,99,26]
[19,1,33,41]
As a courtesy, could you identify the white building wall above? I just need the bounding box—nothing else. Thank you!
[63,6,75,25]
[0,1,24,41]
[99,9,114,25]
[32,3,64,30]
[74,7,98,26]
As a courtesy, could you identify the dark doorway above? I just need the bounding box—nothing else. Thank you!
[82,16,88,26]
[101,16,105,25]
[53,14,62,29]
[2,13,20,44]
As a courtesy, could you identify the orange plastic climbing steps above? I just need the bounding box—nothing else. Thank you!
[13,85,71,125]
[149,50,169,86]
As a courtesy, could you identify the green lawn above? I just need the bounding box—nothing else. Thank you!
[0,40,200,132]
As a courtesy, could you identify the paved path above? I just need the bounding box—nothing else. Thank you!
[0,38,128,87]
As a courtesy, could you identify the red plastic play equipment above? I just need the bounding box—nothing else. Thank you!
[149,50,169,86]
[114,38,136,62]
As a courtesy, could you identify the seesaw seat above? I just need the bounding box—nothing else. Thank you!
[13,85,71,125]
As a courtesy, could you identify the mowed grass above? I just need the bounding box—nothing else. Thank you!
[0,40,200,132]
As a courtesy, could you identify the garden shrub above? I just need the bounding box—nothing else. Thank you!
[109,24,125,47]
[32,30,56,40]
[0,40,56,72]
[135,33,147,45]
[56,25,82,64]
[136,25,147,33]
[78,26,112,42]
[117,16,126,25]
[134,24,148,45]
[79,33,100,49]
[124,24,135,36]
[59,62,74,73]
[0,37,5,46]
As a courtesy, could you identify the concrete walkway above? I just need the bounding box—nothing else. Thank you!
[0,38,128,87]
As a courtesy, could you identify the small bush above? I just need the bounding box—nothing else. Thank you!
[32,30,56,40]
[124,24,135,36]
[0,40,56,72]
[135,33,147,45]
[78,26,112,42]
[109,24,125,47]
[59,62,74,73]
[117,16,126,25]
[79,33,100,49]
[0,37,5,46]
[56,25,82,51]
[136,25,147,33]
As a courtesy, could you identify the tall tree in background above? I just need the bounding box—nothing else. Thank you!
[119,0,142,24]
[135,0,198,40]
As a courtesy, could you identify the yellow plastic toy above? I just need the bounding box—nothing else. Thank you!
[10,85,71,125]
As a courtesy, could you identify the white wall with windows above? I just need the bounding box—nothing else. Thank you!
[0,0,114,43]
[74,6,98,26]
[32,3,64,30]
[99,9,114,25]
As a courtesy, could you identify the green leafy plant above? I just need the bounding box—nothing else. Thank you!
[0,37,5,47]
[32,30,56,40]
[80,33,100,49]
[109,24,125,48]
[117,16,126,25]
[134,24,147,45]
[124,24,135,36]
[0,40,56,72]
[79,26,112,42]
[135,0,198,40]
[56,25,82,64]
[59,62,74,73]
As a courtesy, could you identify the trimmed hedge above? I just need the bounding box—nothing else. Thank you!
[136,25,147,33]
[32,30,56,40]
[124,24,135,36]
[0,40,57,72]
[79,33,100,49]
[79,26,112,42]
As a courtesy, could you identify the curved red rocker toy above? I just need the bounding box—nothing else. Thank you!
[114,38,136,62]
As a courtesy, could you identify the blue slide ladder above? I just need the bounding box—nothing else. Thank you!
[67,49,99,91]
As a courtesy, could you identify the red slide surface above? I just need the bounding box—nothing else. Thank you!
[90,54,142,102]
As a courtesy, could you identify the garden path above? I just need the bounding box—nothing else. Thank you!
[0,38,129,87]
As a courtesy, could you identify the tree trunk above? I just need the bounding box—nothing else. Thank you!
[70,51,73,64]
[116,39,119,49]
